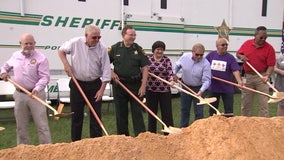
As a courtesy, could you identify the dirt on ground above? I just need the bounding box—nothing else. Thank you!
[0,115,284,160]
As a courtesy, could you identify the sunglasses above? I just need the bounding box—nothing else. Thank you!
[221,43,228,47]
[195,53,204,57]
[92,36,101,40]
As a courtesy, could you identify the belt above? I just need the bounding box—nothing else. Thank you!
[181,80,202,88]
[245,72,265,75]
[76,78,100,84]
[16,88,33,94]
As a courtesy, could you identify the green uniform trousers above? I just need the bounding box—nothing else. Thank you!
[113,81,146,136]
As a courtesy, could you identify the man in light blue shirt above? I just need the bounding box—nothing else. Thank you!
[173,43,211,127]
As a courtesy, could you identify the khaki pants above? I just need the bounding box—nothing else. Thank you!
[241,73,269,117]
[13,90,51,145]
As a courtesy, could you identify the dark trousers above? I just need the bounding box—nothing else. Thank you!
[146,91,174,135]
[69,78,102,141]
[180,85,204,127]
[113,82,146,136]
[208,91,234,116]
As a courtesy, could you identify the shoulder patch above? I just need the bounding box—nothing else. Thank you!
[108,47,112,53]
[141,49,146,56]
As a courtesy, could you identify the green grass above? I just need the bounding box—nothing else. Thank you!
[0,93,278,150]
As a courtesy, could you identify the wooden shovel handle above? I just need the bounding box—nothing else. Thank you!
[212,76,272,98]
[71,76,109,136]
[246,62,278,92]
[148,73,221,115]
[114,79,168,127]
[8,78,58,114]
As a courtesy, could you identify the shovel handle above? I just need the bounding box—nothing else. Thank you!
[114,79,168,127]
[71,76,109,136]
[148,73,221,115]
[212,76,273,98]
[246,62,278,92]
[7,78,58,114]
[177,79,197,95]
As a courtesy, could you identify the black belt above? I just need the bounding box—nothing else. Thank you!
[16,88,32,94]
[181,80,201,88]
[76,78,100,84]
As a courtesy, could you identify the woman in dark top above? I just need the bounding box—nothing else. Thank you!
[146,41,174,134]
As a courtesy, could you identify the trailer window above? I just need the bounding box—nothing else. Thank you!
[124,0,129,6]
[261,0,267,16]
[78,0,86,2]
[161,0,167,9]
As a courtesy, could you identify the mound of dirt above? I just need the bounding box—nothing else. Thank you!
[0,116,284,160]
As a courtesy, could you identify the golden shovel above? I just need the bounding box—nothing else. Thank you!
[246,62,284,102]
[148,73,222,115]
[8,78,73,118]
[115,79,182,134]
[212,76,284,103]
[0,127,5,131]
[176,79,217,105]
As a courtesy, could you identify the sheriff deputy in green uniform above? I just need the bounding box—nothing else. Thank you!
[109,25,149,136]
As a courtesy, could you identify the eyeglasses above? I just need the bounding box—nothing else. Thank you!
[195,53,204,57]
[92,36,101,40]
[221,43,228,47]
[259,36,267,40]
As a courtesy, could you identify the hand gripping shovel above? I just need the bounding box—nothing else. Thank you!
[114,79,182,134]
[71,76,109,136]
[246,61,284,102]
[176,79,217,105]
[8,78,73,118]
[212,76,284,103]
[148,73,222,115]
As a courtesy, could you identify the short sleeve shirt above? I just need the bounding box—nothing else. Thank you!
[206,51,240,93]
[237,39,276,72]
[109,41,150,78]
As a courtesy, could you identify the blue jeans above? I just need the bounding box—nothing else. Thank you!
[180,87,204,127]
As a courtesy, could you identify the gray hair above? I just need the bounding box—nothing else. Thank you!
[192,43,205,52]
[85,24,101,35]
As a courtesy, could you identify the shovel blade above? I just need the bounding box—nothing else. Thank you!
[54,112,74,117]
[54,103,65,120]
[0,127,5,131]
[197,97,217,105]
[161,126,182,134]
[268,98,283,103]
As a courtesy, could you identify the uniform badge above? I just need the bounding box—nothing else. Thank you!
[108,47,112,53]
[30,58,36,64]
[141,49,146,55]
[134,50,138,55]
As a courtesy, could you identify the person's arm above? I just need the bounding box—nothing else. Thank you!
[198,62,211,96]
[138,65,148,97]
[33,57,50,95]
[232,70,243,86]
[94,48,111,101]
[274,65,284,75]
[58,50,72,77]
[0,64,11,81]
[236,52,248,62]
[262,66,274,82]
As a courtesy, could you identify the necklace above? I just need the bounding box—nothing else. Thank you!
[154,56,162,62]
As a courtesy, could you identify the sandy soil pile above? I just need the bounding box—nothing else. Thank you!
[0,115,284,160]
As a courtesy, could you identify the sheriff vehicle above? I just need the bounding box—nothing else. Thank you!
[0,0,283,100]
